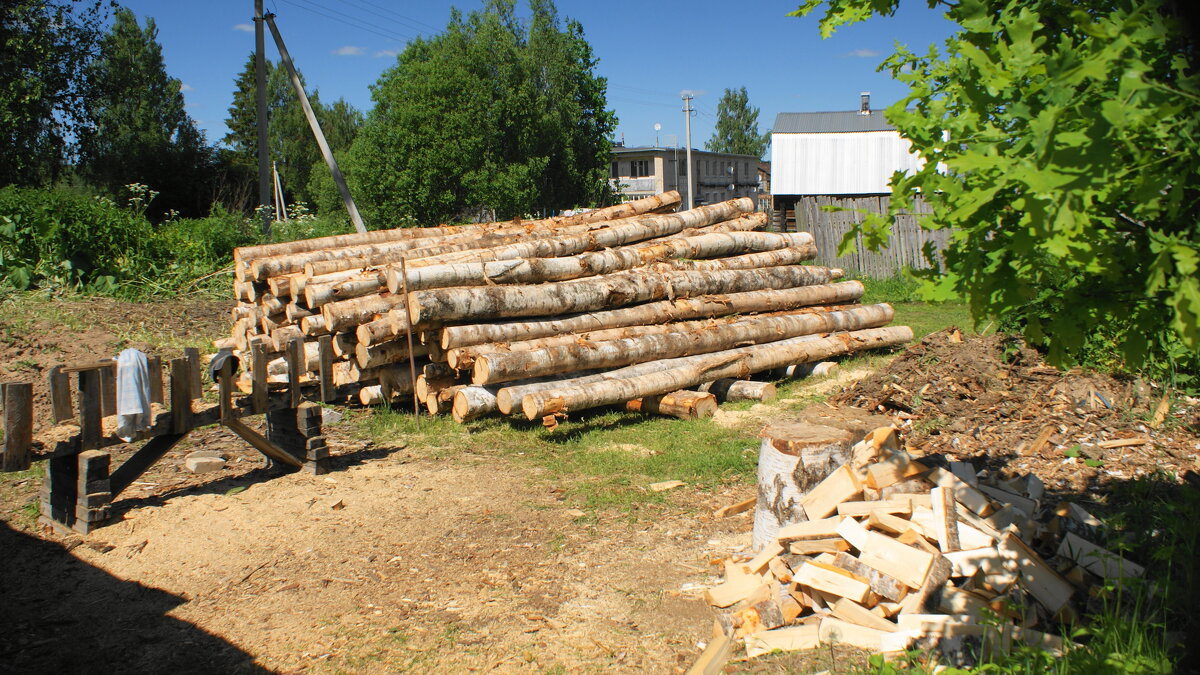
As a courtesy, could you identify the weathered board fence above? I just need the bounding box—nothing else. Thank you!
[775,195,949,279]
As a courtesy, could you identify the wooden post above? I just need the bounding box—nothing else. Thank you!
[73,450,111,533]
[48,365,73,423]
[318,334,334,402]
[217,360,234,421]
[77,370,103,451]
[146,355,164,404]
[99,366,117,417]
[169,357,192,434]
[2,382,33,472]
[184,347,202,399]
[39,454,78,531]
[287,337,304,408]
[251,340,268,414]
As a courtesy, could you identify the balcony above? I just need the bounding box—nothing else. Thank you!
[610,177,658,192]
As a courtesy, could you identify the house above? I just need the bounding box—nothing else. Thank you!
[770,93,924,212]
[609,146,762,208]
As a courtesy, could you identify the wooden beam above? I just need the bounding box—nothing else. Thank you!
[184,347,203,399]
[77,370,103,450]
[2,382,33,472]
[98,365,116,417]
[287,337,304,408]
[222,417,303,468]
[251,340,268,414]
[318,334,334,402]
[146,355,164,404]
[109,433,188,497]
[48,365,73,423]
[169,357,192,434]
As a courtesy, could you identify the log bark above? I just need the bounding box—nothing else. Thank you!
[451,386,498,423]
[473,304,895,385]
[439,280,863,350]
[267,272,304,299]
[355,339,429,369]
[416,373,457,403]
[270,325,304,353]
[285,302,315,322]
[703,379,777,403]
[427,384,466,415]
[244,192,684,281]
[359,384,390,406]
[752,423,858,551]
[301,314,329,336]
[305,271,384,308]
[772,361,839,380]
[657,245,815,272]
[520,326,913,420]
[408,264,842,327]
[386,230,812,293]
[356,317,400,346]
[625,390,717,420]
[323,292,405,334]
[331,331,357,359]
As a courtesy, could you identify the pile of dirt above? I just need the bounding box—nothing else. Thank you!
[832,329,1199,494]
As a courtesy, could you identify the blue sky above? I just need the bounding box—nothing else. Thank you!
[117,0,958,152]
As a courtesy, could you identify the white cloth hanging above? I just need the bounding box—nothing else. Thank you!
[116,348,152,442]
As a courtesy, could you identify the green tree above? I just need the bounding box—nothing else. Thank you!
[705,87,769,158]
[0,0,108,186]
[78,7,212,217]
[222,54,361,209]
[350,0,616,226]
[791,0,1200,378]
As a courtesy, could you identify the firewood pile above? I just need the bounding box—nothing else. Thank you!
[693,425,1145,670]
[223,191,912,423]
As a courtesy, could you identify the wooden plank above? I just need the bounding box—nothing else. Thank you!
[109,433,188,497]
[184,347,202,399]
[2,382,33,472]
[830,597,899,632]
[287,337,304,408]
[818,617,886,651]
[1057,532,1145,579]
[251,340,268,414]
[146,355,164,404]
[930,486,961,552]
[223,417,304,469]
[775,517,846,543]
[318,334,334,402]
[837,497,912,518]
[838,517,934,589]
[98,365,116,417]
[169,357,192,434]
[745,624,820,658]
[714,496,756,518]
[48,365,73,423]
[793,561,871,603]
[800,464,862,520]
[77,369,103,450]
[829,552,907,603]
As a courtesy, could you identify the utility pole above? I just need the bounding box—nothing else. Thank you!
[264,13,367,233]
[254,0,271,237]
[682,93,695,210]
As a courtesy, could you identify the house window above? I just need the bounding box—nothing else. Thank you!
[630,159,651,178]
[610,161,619,178]
[679,160,687,176]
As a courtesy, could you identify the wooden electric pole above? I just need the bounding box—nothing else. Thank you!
[254,0,271,237]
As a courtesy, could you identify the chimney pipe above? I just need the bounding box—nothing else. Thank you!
[860,92,871,115]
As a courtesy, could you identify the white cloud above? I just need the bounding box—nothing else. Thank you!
[374,49,399,58]
[232,23,253,32]
[843,48,881,58]
[180,83,194,92]
[332,45,365,56]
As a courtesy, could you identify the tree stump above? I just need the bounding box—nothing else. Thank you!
[753,422,857,551]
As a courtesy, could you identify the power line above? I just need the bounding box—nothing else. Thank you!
[273,0,412,45]
[330,0,440,34]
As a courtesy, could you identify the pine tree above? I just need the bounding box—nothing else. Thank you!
[78,8,212,216]
[705,87,768,158]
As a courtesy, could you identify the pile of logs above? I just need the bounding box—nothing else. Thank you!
[225,191,912,422]
[692,425,1144,669]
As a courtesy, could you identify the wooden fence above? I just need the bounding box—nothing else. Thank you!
[783,195,949,279]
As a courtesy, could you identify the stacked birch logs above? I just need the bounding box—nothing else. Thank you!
[225,191,913,421]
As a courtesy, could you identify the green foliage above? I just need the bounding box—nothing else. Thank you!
[77,8,212,218]
[350,0,616,226]
[789,0,1200,383]
[0,0,108,186]
[705,86,769,158]
[222,54,363,211]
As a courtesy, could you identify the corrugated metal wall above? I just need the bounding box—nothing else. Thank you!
[792,195,951,279]
[770,131,924,195]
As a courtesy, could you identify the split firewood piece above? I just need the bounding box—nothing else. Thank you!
[978,484,1037,518]
[943,546,1002,577]
[949,461,978,486]
[865,453,928,490]
[1096,436,1150,449]
[649,480,686,492]
[898,555,952,615]
[930,486,961,552]
[1057,532,1145,579]
[836,497,913,518]
[865,510,920,538]
[830,597,900,632]
[997,532,1074,614]
[775,517,846,544]
[800,464,863,520]
[704,561,763,608]
[746,541,784,575]
[744,624,820,658]
[938,585,990,619]
[793,561,873,604]
[818,617,888,651]
[829,552,908,603]
[724,582,786,638]
[789,538,852,556]
[684,621,733,675]
[837,518,934,590]
[929,468,995,517]
[714,496,756,518]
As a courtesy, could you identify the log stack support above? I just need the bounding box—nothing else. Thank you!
[10,342,358,533]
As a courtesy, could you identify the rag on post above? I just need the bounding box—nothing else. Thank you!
[116,348,153,442]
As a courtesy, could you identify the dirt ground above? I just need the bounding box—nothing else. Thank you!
[2,300,1197,674]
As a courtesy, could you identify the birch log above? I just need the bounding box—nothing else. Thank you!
[520,326,913,419]
[625,390,717,420]
[472,304,895,385]
[439,280,863,350]
[702,379,777,403]
[355,339,430,369]
[323,293,405,333]
[451,386,498,423]
[408,265,842,326]
[356,317,400,346]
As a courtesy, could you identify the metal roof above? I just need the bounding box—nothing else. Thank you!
[772,111,896,134]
